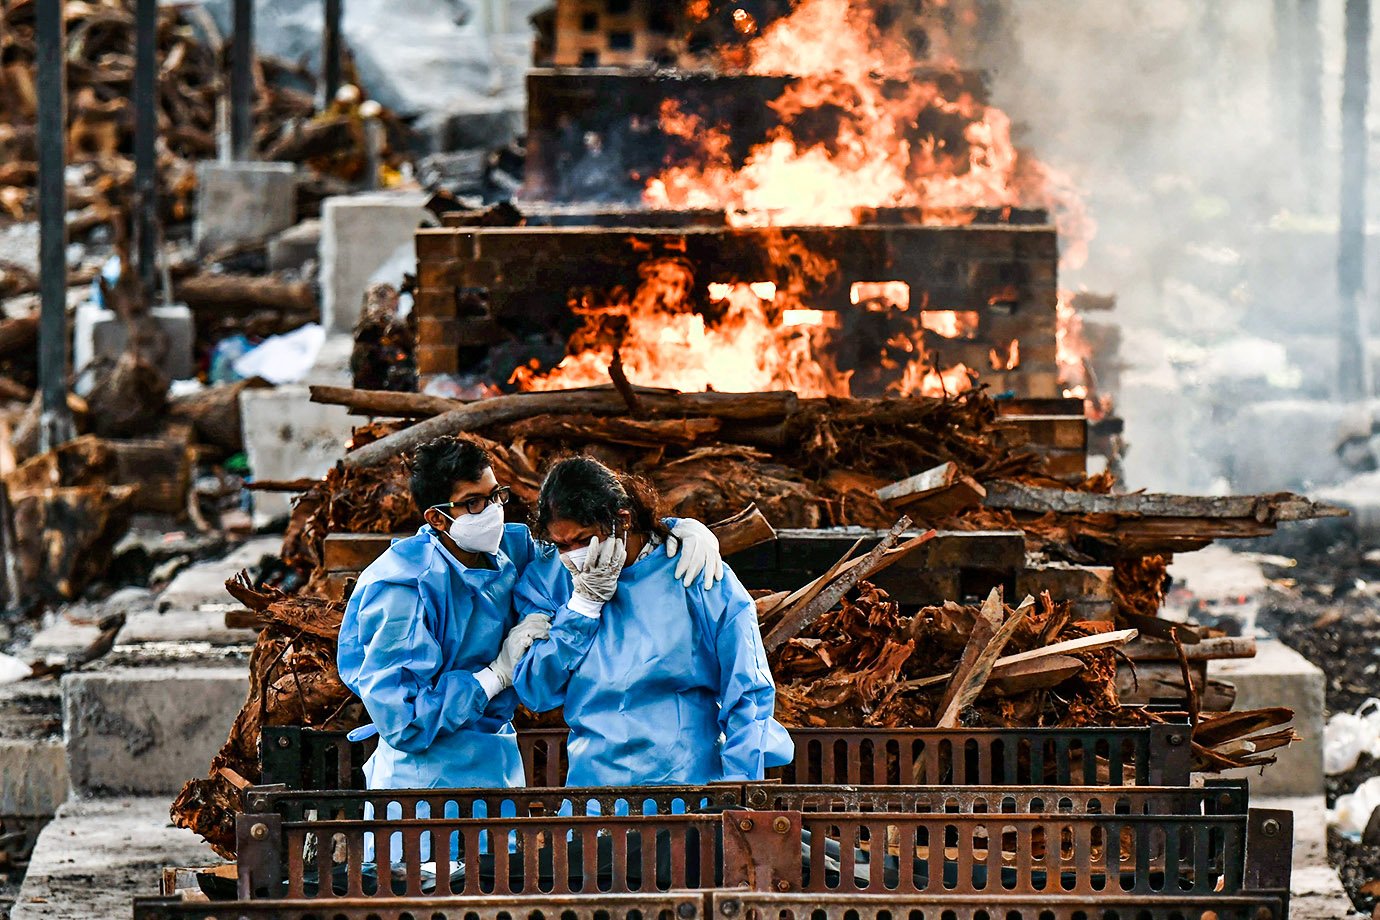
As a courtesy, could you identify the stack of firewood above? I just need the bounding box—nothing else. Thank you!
[0,0,409,239]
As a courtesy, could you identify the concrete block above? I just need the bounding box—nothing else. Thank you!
[0,684,68,818]
[72,302,195,384]
[320,192,430,335]
[240,386,356,527]
[63,665,248,796]
[1262,794,1356,920]
[1220,399,1352,494]
[117,609,256,646]
[155,536,283,612]
[268,218,322,272]
[11,797,225,920]
[1215,639,1325,796]
[195,160,298,252]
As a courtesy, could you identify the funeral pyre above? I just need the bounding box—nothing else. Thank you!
[171,383,1332,857]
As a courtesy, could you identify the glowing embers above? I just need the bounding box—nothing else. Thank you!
[989,339,1021,371]
[923,311,981,340]
[850,283,980,341]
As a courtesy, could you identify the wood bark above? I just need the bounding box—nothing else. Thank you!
[173,273,318,316]
[708,503,776,556]
[985,480,1347,523]
[342,388,798,468]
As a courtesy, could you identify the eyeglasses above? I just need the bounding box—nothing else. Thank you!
[431,486,512,517]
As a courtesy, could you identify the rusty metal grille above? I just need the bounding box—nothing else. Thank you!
[708,891,1289,920]
[260,724,1190,792]
[233,806,1275,903]
[132,890,1288,920]
[244,784,749,823]
[242,782,1249,830]
[134,892,706,920]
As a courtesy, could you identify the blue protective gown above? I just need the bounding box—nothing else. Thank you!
[337,523,538,792]
[512,543,794,787]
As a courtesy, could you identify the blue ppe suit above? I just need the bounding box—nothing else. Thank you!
[337,523,538,793]
[512,544,794,787]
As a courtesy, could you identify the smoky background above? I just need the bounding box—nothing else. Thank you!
[968,0,1375,497]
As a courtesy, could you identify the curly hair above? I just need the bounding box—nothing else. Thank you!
[534,456,671,543]
[409,436,492,510]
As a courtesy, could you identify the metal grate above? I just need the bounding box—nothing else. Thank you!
[133,890,1288,920]
[260,724,1191,792]
[232,804,1287,904]
[241,782,1250,831]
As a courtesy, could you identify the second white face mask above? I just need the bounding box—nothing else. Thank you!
[560,544,591,573]
[443,501,505,555]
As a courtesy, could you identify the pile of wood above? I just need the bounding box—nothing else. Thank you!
[0,0,407,241]
[289,384,1342,614]
[171,573,365,859]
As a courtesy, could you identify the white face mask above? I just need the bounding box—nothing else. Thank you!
[437,501,505,555]
[559,527,623,573]
[560,544,591,572]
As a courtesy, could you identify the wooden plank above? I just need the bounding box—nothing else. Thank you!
[1123,636,1257,662]
[876,462,986,521]
[322,533,397,572]
[985,480,1348,522]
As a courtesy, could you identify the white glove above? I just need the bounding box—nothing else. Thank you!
[482,614,551,691]
[667,518,724,589]
[563,535,626,607]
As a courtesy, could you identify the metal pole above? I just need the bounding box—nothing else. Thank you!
[322,0,343,108]
[1339,0,1372,400]
[230,0,254,160]
[36,0,72,452]
[1297,0,1324,210]
[134,0,159,299]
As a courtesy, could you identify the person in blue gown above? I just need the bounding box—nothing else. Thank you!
[336,436,726,795]
[513,456,794,787]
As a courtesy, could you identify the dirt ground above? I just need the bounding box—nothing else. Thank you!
[1254,527,1380,914]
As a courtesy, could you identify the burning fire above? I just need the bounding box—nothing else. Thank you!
[643,0,1094,269]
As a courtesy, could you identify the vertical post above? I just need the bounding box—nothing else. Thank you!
[230,0,254,160]
[134,0,159,299]
[1339,0,1372,400]
[36,0,72,452]
[1297,0,1324,210]
[322,0,343,108]
[1271,0,1298,152]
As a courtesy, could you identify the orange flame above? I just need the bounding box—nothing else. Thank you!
[643,0,1094,265]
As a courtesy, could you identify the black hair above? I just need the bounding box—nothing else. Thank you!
[409,436,493,510]
[534,456,671,543]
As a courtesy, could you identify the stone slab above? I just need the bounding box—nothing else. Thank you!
[1259,794,1360,919]
[320,192,430,335]
[116,609,257,647]
[194,160,298,253]
[267,218,322,272]
[240,386,355,527]
[1215,640,1326,796]
[72,302,195,386]
[0,683,67,818]
[10,797,225,920]
[155,536,283,612]
[63,665,248,797]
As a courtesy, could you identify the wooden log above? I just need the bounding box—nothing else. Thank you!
[309,385,460,418]
[173,273,318,316]
[762,520,937,653]
[169,378,273,453]
[984,480,1348,523]
[903,628,1140,692]
[876,461,986,521]
[503,414,722,449]
[1123,636,1257,662]
[342,388,799,469]
[0,312,38,355]
[0,375,34,403]
[935,591,1034,728]
[989,655,1085,695]
[708,503,776,556]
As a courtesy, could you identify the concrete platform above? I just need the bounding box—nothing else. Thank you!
[240,385,355,527]
[0,683,68,820]
[63,664,248,797]
[195,161,298,253]
[155,536,283,613]
[10,797,224,920]
[1263,794,1363,918]
[115,609,255,647]
[1216,639,1326,797]
[320,192,430,334]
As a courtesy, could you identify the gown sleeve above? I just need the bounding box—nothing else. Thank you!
[709,571,796,781]
[337,580,493,753]
[511,560,600,713]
